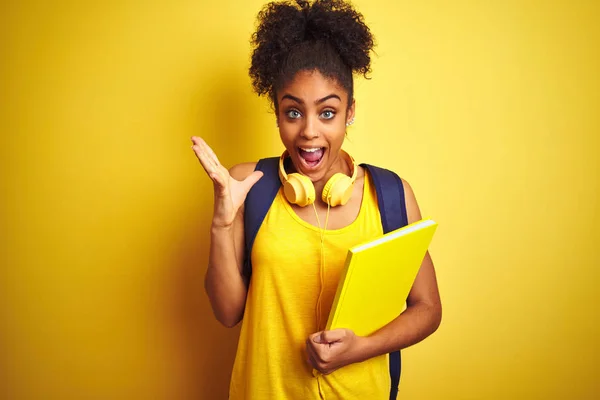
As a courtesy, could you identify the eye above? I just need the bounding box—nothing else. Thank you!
[320,110,336,120]
[286,109,302,119]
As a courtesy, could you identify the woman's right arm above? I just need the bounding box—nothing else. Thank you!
[205,163,258,327]
[191,137,262,327]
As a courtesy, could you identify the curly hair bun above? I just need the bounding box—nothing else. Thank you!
[249,0,375,105]
[302,0,373,75]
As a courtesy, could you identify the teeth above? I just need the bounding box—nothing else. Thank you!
[300,147,322,152]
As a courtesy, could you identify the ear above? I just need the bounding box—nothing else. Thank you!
[346,99,356,124]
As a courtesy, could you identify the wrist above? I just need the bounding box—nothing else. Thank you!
[356,333,385,363]
[351,335,376,364]
[211,222,234,234]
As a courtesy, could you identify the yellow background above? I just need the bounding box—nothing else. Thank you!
[1,1,598,399]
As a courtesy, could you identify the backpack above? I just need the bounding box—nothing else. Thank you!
[243,156,408,400]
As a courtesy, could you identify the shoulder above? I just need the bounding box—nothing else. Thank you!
[229,162,258,181]
[356,165,367,182]
[363,164,422,223]
[400,177,422,223]
[400,177,415,201]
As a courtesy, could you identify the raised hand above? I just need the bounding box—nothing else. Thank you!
[191,136,263,228]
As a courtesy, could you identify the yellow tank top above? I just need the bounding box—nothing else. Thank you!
[229,170,390,400]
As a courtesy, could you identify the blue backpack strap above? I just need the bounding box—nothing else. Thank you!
[361,163,408,232]
[361,163,408,400]
[243,157,281,279]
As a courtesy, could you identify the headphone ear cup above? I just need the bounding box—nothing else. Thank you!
[322,174,354,207]
[283,173,316,207]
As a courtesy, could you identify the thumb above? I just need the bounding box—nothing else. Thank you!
[241,171,264,193]
[313,329,345,344]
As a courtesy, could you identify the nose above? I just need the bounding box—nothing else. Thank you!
[301,116,319,139]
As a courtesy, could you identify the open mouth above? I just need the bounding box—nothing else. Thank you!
[298,147,325,169]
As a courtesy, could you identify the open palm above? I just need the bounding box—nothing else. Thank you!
[191,136,263,227]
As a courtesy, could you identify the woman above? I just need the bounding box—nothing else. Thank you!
[191,1,441,398]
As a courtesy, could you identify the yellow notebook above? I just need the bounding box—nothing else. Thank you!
[325,218,438,337]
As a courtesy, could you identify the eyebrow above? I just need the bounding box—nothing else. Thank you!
[280,93,341,105]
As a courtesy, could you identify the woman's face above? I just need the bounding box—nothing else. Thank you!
[276,70,355,183]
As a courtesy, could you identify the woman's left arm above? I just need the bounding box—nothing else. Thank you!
[306,179,442,374]
[358,178,442,356]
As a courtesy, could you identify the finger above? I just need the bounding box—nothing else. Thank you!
[309,331,323,343]
[191,143,217,172]
[304,341,314,367]
[203,140,221,167]
[192,145,225,188]
[314,329,346,344]
[240,171,263,193]
[307,341,332,374]
[191,139,216,168]
[308,337,329,363]
[191,145,215,174]
[305,340,320,368]
[193,137,221,168]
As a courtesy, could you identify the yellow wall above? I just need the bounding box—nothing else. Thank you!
[1,1,598,399]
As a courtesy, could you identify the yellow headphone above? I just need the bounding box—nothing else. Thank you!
[278,149,358,207]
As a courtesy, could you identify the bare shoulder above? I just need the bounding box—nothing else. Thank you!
[229,162,258,181]
[400,177,423,223]
[356,165,367,180]
[400,177,415,201]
